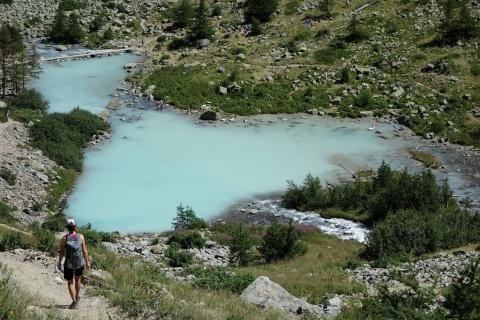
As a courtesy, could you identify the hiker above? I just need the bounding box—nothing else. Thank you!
[57,218,90,309]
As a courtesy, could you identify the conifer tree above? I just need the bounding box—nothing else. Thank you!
[188,0,213,40]
[439,0,478,44]
[172,0,195,29]
[245,0,278,23]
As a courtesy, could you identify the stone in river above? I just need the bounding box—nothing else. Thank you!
[200,111,218,121]
[106,98,122,110]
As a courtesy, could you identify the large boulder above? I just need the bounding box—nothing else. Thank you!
[200,111,218,121]
[240,276,322,316]
[106,98,122,110]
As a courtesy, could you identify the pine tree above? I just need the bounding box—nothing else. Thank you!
[172,0,195,29]
[439,0,479,44]
[0,25,23,98]
[188,0,213,41]
[245,0,279,23]
[49,9,68,43]
[66,13,84,43]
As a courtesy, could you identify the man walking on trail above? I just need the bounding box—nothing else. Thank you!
[57,218,90,309]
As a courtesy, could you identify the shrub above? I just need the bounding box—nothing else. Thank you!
[167,231,206,249]
[0,168,16,186]
[0,201,15,223]
[0,231,30,251]
[171,0,194,30]
[167,37,190,50]
[344,16,370,43]
[364,207,480,260]
[259,221,308,263]
[338,67,351,84]
[41,213,66,232]
[313,47,350,64]
[0,269,33,320]
[471,62,480,76]
[30,108,108,171]
[283,162,454,225]
[245,0,278,23]
[445,258,480,318]
[249,17,263,36]
[32,227,57,256]
[315,28,331,39]
[228,224,256,266]
[6,89,48,112]
[187,267,255,294]
[438,0,479,44]
[165,243,193,267]
[78,223,116,247]
[172,205,207,230]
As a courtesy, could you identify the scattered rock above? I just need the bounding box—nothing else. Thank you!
[106,98,122,110]
[200,110,218,121]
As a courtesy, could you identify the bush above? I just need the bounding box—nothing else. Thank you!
[165,243,193,267]
[172,205,208,230]
[259,221,308,263]
[445,258,480,318]
[189,267,255,294]
[364,207,480,260]
[78,223,116,247]
[32,227,57,256]
[344,16,370,43]
[6,89,48,112]
[171,0,194,30]
[471,62,480,76]
[0,269,34,320]
[167,231,205,249]
[41,213,66,232]
[0,231,30,251]
[30,108,109,171]
[0,168,16,186]
[313,47,350,64]
[438,0,479,45]
[167,37,190,50]
[228,224,256,266]
[0,201,15,224]
[283,162,454,225]
[245,0,278,23]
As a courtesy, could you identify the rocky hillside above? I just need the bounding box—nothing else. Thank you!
[0,120,58,222]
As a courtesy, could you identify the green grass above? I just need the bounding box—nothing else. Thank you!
[313,48,351,64]
[45,167,76,212]
[238,232,364,304]
[145,65,330,115]
[0,201,16,224]
[409,149,443,169]
[90,247,293,320]
[0,168,16,186]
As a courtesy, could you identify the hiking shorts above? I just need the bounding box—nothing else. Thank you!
[64,264,84,281]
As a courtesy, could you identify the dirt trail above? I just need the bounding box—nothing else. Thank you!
[0,250,124,320]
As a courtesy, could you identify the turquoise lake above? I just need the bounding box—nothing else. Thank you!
[34,54,411,232]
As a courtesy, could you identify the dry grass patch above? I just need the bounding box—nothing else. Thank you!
[409,149,443,169]
[238,232,364,304]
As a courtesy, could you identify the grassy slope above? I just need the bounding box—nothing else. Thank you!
[142,0,480,146]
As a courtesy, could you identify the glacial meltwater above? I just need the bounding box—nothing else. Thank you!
[33,53,418,240]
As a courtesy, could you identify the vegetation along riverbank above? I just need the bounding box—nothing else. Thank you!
[1,0,480,319]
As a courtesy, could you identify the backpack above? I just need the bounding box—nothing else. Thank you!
[65,233,84,270]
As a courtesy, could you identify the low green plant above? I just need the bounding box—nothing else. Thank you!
[45,168,76,212]
[30,108,109,171]
[0,267,36,320]
[187,267,255,294]
[0,230,31,251]
[0,201,16,224]
[0,168,16,186]
[6,89,48,112]
[78,223,116,247]
[259,221,308,263]
[445,258,480,318]
[32,226,57,256]
[313,47,350,64]
[165,243,193,267]
[167,231,206,249]
[471,61,480,76]
[41,213,66,232]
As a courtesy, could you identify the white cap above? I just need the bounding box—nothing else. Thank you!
[66,218,76,227]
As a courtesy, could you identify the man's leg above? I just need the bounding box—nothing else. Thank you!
[74,276,81,302]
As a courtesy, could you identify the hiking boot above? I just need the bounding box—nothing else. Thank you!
[69,301,77,309]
